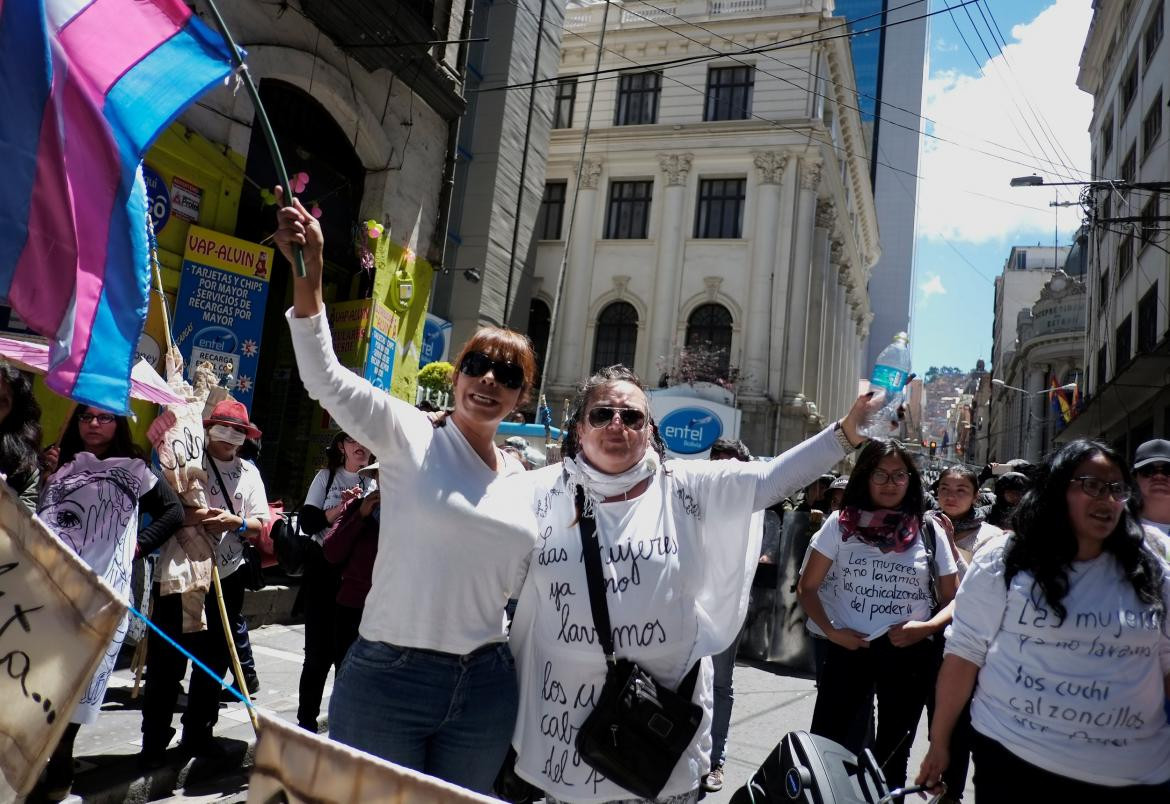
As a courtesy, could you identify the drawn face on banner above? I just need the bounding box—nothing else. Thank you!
[40,468,138,555]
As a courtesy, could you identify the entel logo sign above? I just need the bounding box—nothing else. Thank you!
[659,407,722,454]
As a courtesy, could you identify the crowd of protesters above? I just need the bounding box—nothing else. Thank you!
[2,191,1165,804]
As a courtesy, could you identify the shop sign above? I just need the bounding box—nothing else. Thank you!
[659,406,723,454]
[173,226,273,410]
[420,314,452,367]
[142,164,170,232]
[170,176,203,223]
[364,302,397,390]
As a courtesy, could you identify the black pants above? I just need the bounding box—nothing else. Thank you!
[296,542,345,729]
[141,570,246,746]
[810,635,935,790]
[971,730,1170,803]
[230,595,256,683]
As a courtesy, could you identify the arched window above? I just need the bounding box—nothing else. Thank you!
[593,302,639,372]
[685,303,733,374]
[527,299,551,380]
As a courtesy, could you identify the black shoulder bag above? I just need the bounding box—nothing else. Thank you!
[573,487,703,800]
[209,458,265,591]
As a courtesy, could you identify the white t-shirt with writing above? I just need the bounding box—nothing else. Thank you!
[508,427,844,802]
[946,537,1170,786]
[808,511,958,641]
[207,456,270,577]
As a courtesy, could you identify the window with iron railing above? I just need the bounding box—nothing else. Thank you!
[615,72,661,126]
[1139,283,1159,353]
[604,180,653,239]
[554,78,577,129]
[704,66,754,121]
[1116,314,1133,368]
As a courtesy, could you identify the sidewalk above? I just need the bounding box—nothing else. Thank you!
[59,622,321,804]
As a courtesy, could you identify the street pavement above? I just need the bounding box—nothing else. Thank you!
[56,623,970,802]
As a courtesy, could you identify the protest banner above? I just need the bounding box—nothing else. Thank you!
[248,716,495,804]
[0,484,126,795]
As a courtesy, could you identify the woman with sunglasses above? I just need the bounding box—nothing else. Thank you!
[917,439,1170,800]
[798,439,959,793]
[275,195,537,793]
[505,366,875,803]
[34,406,183,799]
[1130,439,1170,561]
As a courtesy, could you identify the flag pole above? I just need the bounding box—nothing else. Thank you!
[211,565,261,733]
[202,0,307,278]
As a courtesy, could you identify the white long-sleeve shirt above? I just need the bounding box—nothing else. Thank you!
[287,309,532,654]
[508,427,845,802]
[946,536,1170,786]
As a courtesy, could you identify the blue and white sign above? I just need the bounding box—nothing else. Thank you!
[364,327,396,391]
[420,314,452,368]
[142,165,170,232]
[659,406,723,455]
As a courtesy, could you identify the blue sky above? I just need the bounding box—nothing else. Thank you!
[907,0,1092,375]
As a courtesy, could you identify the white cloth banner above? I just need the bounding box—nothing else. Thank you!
[247,716,496,804]
[0,482,125,795]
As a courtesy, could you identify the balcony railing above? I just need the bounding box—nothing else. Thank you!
[566,0,780,30]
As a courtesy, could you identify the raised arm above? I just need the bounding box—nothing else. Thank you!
[275,190,411,456]
[751,393,875,510]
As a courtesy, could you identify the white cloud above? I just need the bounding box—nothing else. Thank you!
[920,274,947,299]
[916,0,1093,244]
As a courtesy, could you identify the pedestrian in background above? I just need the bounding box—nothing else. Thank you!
[0,363,43,511]
[918,439,1170,800]
[1130,439,1170,561]
[295,430,373,732]
[798,439,958,792]
[703,437,756,793]
[935,466,1003,565]
[984,471,1029,528]
[276,191,537,794]
[39,406,183,797]
[322,462,381,670]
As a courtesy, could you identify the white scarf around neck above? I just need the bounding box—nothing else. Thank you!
[562,450,661,515]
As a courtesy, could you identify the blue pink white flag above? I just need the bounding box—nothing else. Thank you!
[0,0,235,413]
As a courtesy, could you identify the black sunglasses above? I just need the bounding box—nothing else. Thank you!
[459,351,525,390]
[1137,463,1170,478]
[585,406,647,431]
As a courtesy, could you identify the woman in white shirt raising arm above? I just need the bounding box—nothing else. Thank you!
[916,438,1170,801]
[274,192,538,793]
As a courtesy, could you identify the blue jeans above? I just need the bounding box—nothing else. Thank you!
[710,630,742,768]
[328,637,518,794]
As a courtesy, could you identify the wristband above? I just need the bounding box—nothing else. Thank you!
[833,420,863,451]
[236,517,248,534]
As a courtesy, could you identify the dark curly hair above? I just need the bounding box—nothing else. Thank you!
[1006,439,1165,623]
[840,438,927,519]
[58,406,142,465]
[0,366,42,481]
[561,365,667,465]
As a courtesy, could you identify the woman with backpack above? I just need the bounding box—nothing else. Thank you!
[295,431,374,733]
[797,439,959,792]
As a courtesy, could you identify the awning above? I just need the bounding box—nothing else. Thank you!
[1057,344,1170,442]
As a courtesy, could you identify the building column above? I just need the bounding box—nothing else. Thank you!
[647,153,692,375]
[776,156,822,449]
[743,152,787,395]
[767,155,798,401]
[803,200,835,419]
[553,157,603,388]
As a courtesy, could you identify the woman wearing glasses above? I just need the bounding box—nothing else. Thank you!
[35,406,183,798]
[917,439,1170,800]
[797,439,959,793]
[275,195,537,793]
[506,366,875,802]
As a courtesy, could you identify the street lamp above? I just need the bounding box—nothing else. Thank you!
[1010,175,1045,187]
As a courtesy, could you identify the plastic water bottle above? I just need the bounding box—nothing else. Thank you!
[862,332,911,438]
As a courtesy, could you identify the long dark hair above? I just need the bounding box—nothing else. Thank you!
[0,366,42,480]
[561,365,667,464]
[840,438,927,518]
[323,431,348,472]
[58,406,142,465]
[1006,439,1165,623]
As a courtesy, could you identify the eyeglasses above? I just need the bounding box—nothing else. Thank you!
[871,469,911,486]
[1137,463,1170,478]
[79,413,116,425]
[585,406,647,431]
[1071,476,1130,502]
[459,351,525,390]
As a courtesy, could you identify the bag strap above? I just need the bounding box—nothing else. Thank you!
[576,486,616,663]
[574,487,700,698]
[921,515,940,611]
[208,457,237,517]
